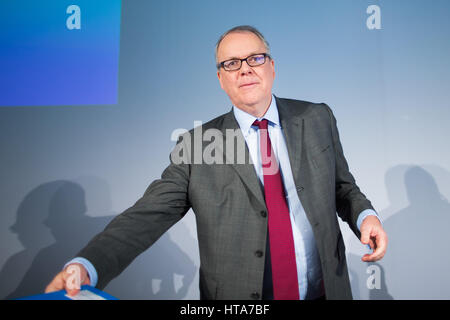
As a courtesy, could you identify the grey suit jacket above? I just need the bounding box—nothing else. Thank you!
[77,96,374,300]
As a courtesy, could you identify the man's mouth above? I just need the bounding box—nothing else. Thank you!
[239,82,258,88]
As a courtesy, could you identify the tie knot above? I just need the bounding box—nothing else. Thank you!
[253,119,269,130]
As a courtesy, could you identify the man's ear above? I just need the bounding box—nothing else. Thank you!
[217,70,224,90]
[271,59,275,79]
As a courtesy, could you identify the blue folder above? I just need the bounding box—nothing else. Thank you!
[17,285,118,300]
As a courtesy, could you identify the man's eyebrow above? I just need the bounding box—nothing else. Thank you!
[222,51,263,61]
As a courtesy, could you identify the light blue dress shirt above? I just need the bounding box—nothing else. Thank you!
[67,95,378,299]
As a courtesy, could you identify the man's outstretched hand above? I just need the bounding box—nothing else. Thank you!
[45,263,90,297]
[360,215,388,262]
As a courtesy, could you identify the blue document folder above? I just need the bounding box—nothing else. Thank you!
[17,285,118,300]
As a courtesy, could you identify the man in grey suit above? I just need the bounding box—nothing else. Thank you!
[46,25,387,300]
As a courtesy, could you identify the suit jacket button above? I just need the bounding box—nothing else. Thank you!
[260,210,267,217]
[255,250,263,258]
[251,292,260,300]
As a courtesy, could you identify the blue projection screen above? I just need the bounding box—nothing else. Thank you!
[0,0,121,106]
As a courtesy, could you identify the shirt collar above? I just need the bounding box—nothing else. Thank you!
[233,95,281,137]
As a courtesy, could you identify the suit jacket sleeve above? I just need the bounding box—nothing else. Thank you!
[76,139,192,289]
[324,103,375,238]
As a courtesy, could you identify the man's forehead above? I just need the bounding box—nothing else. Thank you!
[217,31,266,60]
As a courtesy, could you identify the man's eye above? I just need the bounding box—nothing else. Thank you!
[225,60,238,67]
[250,56,264,63]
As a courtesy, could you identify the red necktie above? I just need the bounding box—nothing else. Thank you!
[253,119,300,300]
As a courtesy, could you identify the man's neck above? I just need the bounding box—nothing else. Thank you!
[235,95,273,118]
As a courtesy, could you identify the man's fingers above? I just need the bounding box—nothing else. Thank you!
[360,226,371,245]
[45,263,90,297]
[61,267,79,296]
[63,264,90,296]
[374,233,388,259]
[83,276,91,286]
[362,249,384,262]
[45,272,65,293]
[362,232,388,262]
[361,253,372,262]
[360,222,379,245]
[359,215,388,262]
[370,239,375,250]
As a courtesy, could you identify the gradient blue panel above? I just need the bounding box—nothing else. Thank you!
[0,0,121,106]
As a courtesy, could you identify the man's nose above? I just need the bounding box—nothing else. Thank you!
[240,60,253,75]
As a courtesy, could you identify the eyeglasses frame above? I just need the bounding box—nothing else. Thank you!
[217,53,272,71]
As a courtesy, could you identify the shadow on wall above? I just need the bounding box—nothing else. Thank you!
[347,254,393,300]
[347,165,450,299]
[104,221,197,300]
[0,178,197,300]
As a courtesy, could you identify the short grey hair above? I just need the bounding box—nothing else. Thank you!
[215,25,271,66]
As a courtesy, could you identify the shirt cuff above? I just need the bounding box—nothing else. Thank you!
[64,257,98,287]
[356,209,381,231]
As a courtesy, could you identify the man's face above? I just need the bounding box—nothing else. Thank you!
[216,32,275,115]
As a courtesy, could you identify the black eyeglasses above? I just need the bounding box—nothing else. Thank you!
[217,53,271,71]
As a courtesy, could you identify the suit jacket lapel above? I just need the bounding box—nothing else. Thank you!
[276,96,304,185]
[220,110,266,208]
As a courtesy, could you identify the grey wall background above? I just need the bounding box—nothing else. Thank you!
[1,0,450,299]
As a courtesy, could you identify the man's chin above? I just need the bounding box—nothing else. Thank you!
[239,94,264,107]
